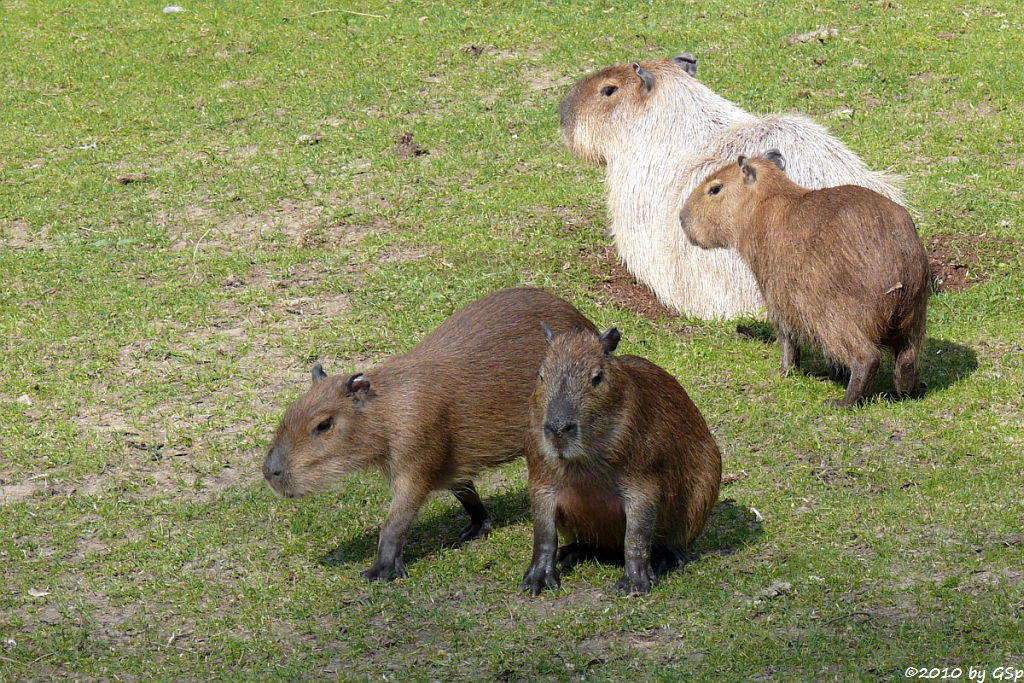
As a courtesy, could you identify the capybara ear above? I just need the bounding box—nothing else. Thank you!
[343,373,371,399]
[739,156,757,185]
[312,363,328,385]
[541,321,556,343]
[632,63,655,93]
[762,149,786,171]
[599,327,621,354]
[672,53,698,77]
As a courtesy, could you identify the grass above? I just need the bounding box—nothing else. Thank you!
[2,0,1023,679]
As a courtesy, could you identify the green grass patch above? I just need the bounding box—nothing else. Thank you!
[2,0,1022,678]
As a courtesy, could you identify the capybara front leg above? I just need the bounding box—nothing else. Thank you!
[451,481,493,543]
[520,489,560,596]
[615,495,658,595]
[360,478,429,582]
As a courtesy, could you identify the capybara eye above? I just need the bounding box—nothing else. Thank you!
[591,370,604,387]
[313,416,334,435]
[600,85,618,97]
[708,183,723,196]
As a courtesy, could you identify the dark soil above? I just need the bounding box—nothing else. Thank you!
[394,131,428,160]
[926,232,1015,293]
[583,245,676,320]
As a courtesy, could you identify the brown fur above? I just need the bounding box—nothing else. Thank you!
[679,155,929,406]
[520,327,721,595]
[264,288,597,581]
[559,55,904,318]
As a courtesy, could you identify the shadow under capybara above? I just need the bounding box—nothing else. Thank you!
[559,54,904,319]
[679,152,929,406]
[520,325,721,596]
[263,288,598,581]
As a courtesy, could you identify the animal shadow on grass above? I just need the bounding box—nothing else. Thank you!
[319,487,531,569]
[552,500,764,581]
[734,319,978,399]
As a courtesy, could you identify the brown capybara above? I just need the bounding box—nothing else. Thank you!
[520,325,721,596]
[679,152,929,406]
[264,288,598,581]
[559,54,904,319]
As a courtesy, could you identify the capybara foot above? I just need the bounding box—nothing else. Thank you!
[360,557,408,582]
[520,562,560,596]
[458,517,493,544]
[828,395,862,408]
[614,566,658,595]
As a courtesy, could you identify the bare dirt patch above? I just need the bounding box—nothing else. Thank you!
[935,99,999,124]
[926,232,1015,293]
[0,481,43,504]
[577,626,703,665]
[582,245,676,320]
[1,219,53,249]
[162,195,386,252]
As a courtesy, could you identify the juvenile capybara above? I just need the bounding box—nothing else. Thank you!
[559,54,904,319]
[264,288,597,581]
[520,325,721,596]
[679,152,929,406]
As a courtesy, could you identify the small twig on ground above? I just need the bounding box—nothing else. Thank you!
[191,227,214,283]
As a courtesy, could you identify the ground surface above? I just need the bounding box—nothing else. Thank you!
[1,0,1022,679]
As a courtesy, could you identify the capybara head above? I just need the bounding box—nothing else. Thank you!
[678,150,787,249]
[559,54,699,165]
[263,364,379,498]
[533,324,624,462]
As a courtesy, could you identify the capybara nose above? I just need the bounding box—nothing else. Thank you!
[544,421,578,439]
[263,447,285,482]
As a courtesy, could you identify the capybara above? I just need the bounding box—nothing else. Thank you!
[679,152,929,406]
[559,54,904,319]
[264,288,598,581]
[520,325,721,595]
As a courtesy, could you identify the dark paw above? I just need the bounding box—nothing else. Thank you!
[520,563,561,596]
[613,569,658,595]
[458,517,493,544]
[359,558,408,582]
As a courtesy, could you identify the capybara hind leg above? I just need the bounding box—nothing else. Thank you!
[361,478,429,582]
[832,352,880,407]
[451,481,492,543]
[778,330,801,374]
[651,545,683,577]
[893,343,925,399]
